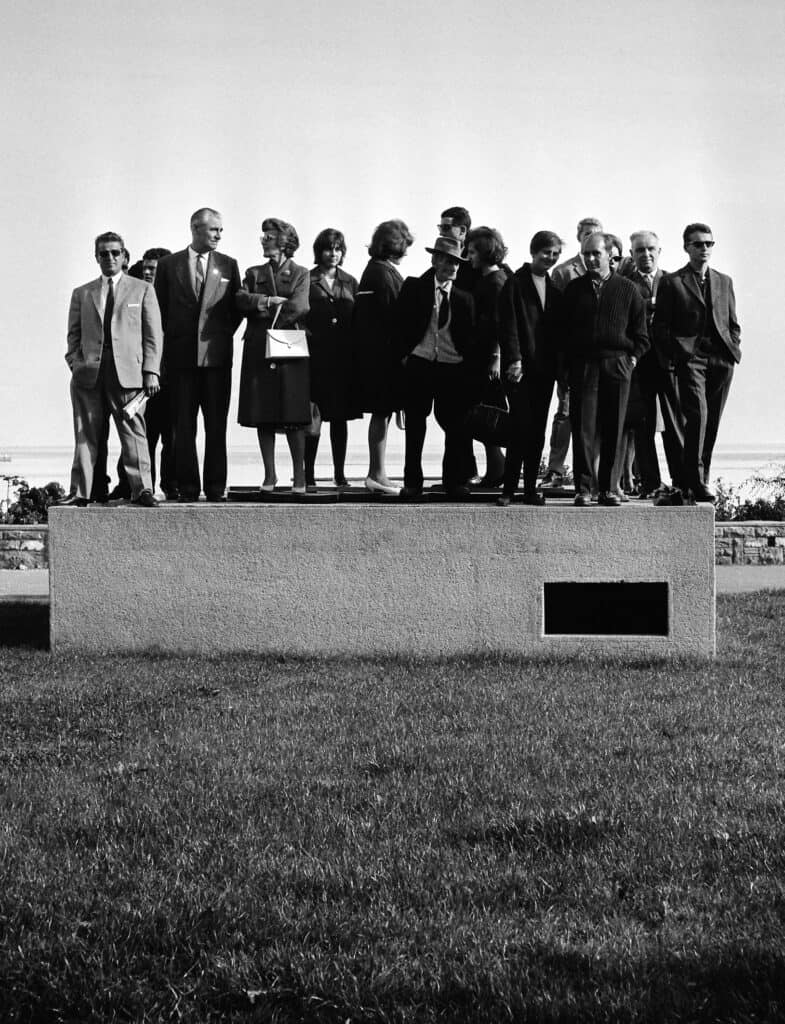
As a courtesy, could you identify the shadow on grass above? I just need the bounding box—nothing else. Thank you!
[0,601,49,649]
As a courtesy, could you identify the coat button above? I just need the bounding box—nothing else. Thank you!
[331,317,338,324]
[270,362,277,369]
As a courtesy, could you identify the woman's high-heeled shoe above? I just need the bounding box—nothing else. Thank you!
[260,478,278,492]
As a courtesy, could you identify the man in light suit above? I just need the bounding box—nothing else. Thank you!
[62,231,162,507]
[543,216,604,487]
[653,223,740,502]
[154,208,242,502]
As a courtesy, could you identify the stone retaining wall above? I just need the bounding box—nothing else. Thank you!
[0,526,48,569]
[2,522,784,570]
[714,523,785,565]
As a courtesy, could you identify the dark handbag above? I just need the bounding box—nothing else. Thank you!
[465,378,511,447]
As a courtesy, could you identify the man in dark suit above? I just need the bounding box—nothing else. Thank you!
[497,230,564,505]
[563,232,649,506]
[653,223,740,502]
[154,208,242,502]
[395,236,478,499]
[621,231,684,497]
[542,216,604,488]
[62,231,162,507]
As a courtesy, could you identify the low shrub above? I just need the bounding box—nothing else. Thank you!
[1,479,66,524]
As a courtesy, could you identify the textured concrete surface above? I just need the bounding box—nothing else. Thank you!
[49,503,716,656]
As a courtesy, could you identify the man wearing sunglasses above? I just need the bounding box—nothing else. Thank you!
[62,232,162,507]
[653,223,740,502]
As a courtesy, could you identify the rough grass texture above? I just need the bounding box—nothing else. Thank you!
[1,593,784,1022]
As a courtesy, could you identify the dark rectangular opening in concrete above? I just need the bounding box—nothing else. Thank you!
[544,582,669,636]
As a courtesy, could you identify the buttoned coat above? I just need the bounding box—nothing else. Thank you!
[306,266,360,421]
[154,249,242,369]
[498,264,562,379]
[66,274,162,389]
[236,258,311,427]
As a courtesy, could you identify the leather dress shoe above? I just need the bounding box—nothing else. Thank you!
[57,495,88,507]
[598,491,622,506]
[573,493,591,507]
[132,489,159,507]
[521,489,546,506]
[447,485,471,500]
[178,492,199,503]
[691,485,716,503]
[205,492,226,502]
[496,494,513,507]
[398,485,423,499]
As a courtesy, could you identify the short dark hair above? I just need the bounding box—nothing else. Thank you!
[127,260,144,280]
[190,207,221,228]
[368,219,414,261]
[441,206,471,230]
[606,233,624,256]
[312,228,346,266]
[529,230,564,255]
[94,231,124,257]
[683,222,713,245]
[143,247,172,261]
[465,226,507,267]
[262,217,300,258]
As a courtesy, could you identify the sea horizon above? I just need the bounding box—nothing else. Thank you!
[2,438,784,493]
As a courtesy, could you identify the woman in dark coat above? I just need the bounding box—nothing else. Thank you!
[353,218,413,493]
[466,226,511,488]
[237,218,310,493]
[305,228,359,488]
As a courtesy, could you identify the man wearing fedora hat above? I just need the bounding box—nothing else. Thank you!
[394,236,480,499]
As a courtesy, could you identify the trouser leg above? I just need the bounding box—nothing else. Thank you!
[701,356,734,485]
[401,356,434,489]
[201,366,231,497]
[170,369,201,497]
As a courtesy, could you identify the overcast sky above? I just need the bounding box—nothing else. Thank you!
[1,0,782,448]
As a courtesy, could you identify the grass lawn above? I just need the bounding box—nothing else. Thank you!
[1,593,784,1022]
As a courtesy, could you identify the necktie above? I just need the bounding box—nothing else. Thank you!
[437,287,449,329]
[195,254,205,298]
[103,278,114,349]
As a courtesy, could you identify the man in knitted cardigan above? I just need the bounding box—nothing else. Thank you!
[562,232,649,506]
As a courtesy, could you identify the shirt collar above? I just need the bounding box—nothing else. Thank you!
[189,246,209,261]
[435,278,453,297]
[102,271,123,286]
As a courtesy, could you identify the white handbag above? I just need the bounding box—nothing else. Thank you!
[265,291,309,359]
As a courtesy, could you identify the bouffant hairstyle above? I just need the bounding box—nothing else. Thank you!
[312,228,346,266]
[368,219,414,260]
[262,217,300,258]
[529,230,564,255]
[465,226,508,267]
[606,233,624,259]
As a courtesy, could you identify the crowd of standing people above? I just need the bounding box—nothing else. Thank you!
[61,206,741,508]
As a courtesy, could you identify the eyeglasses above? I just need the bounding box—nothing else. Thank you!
[98,249,123,257]
[688,240,714,249]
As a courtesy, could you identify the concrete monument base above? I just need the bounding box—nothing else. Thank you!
[48,503,715,657]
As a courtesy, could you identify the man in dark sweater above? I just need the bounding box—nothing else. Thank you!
[562,232,649,505]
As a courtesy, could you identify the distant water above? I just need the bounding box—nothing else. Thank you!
[1,437,784,493]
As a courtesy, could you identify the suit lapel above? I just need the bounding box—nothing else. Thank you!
[200,252,221,309]
[681,266,704,306]
[89,278,102,318]
[175,249,193,299]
